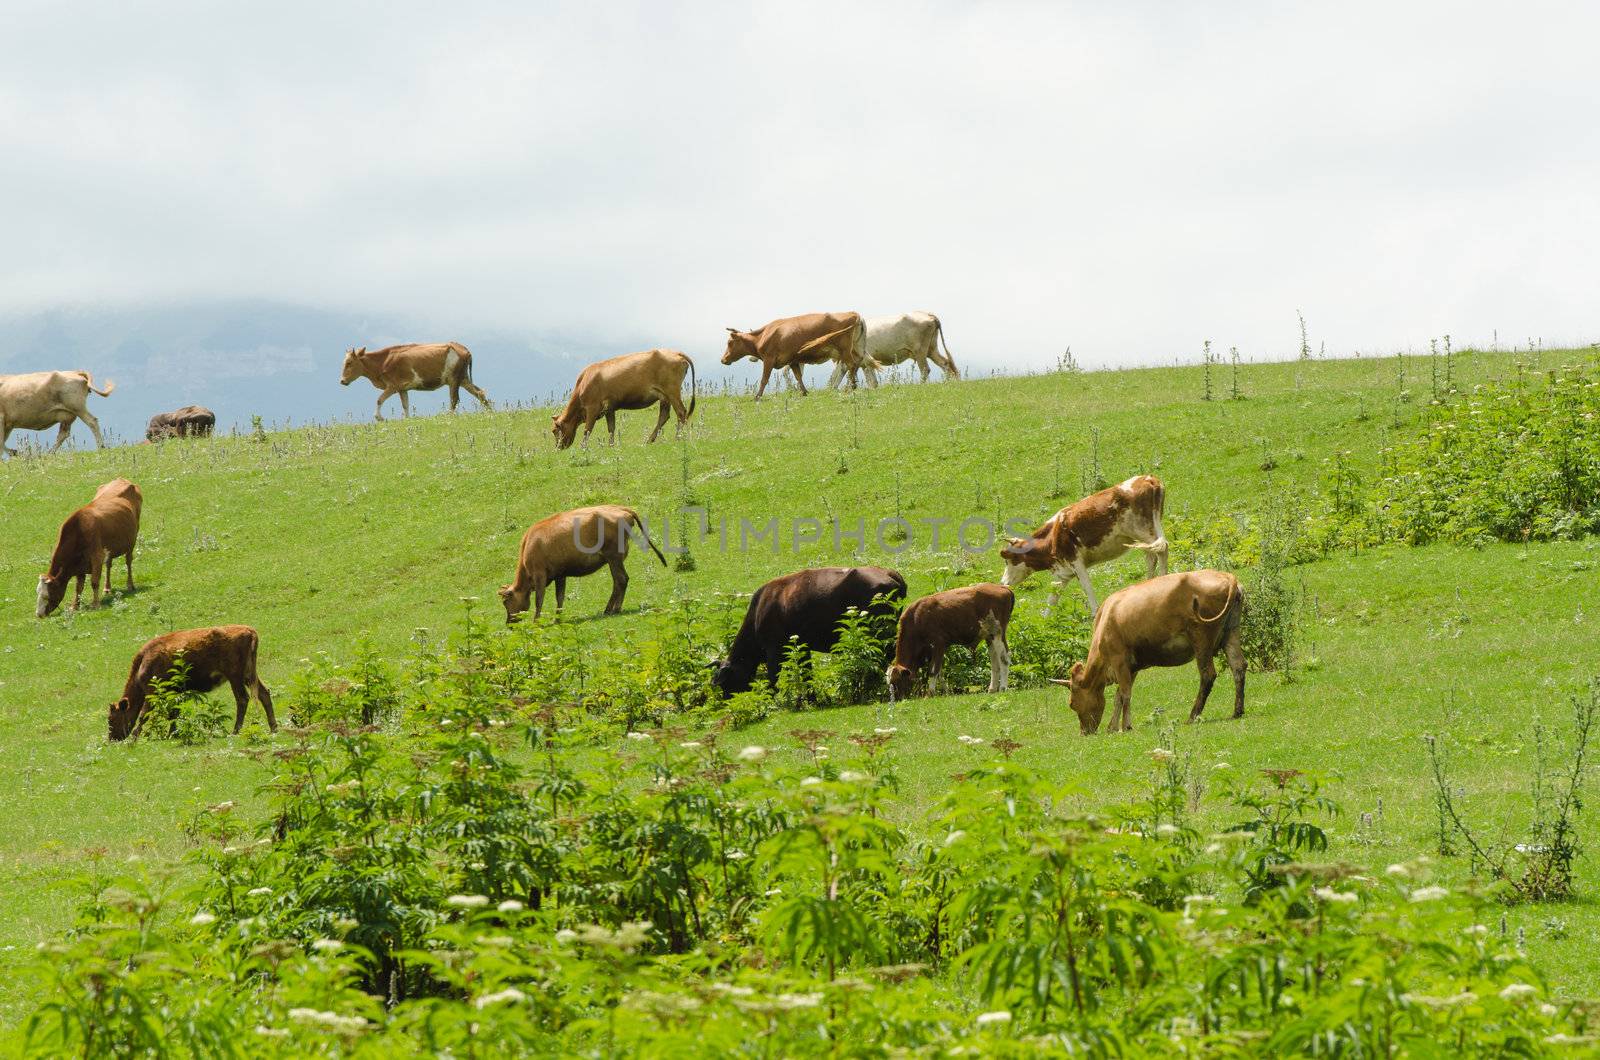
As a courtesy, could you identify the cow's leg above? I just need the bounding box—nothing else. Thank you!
[927,650,943,696]
[605,410,618,445]
[668,391,690,436]
[532,574,548,619]
[754,363,774,400]
[1114,674,1135,733]
[462,378,491,409]
[256,679,278,732]
[764,646,785,689]
[49,421,72,452]
[374,388,398,420]
[1189,651,1218,723]
[102,551,115,597]
[581,410,598,448]
[646,401,670,443]
[826,362,847,389]
[0,418,11,456]
[986,632,1009,692]
[554,577,567,612]
[861,359,880,389]
[79,410,106,449]
[71,573,85,611]
[399,391,412,418]
[124,550,135,591]
[917,356,931,382]
[229,675,251,734]
[448,382,461,412]
[605,558,629,614]
[789,365,809,396]
[1072,560,1100,618]
[1225,625,1246,719]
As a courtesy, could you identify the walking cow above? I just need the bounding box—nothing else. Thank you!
[830,312,959,388]
[499,505,666,622]
[339,343,492,420]
[722,312,880,398]
[0,370,115,456]
[552,349,696,449]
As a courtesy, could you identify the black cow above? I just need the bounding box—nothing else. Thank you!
[712,566,907,695]
[146,405,215,441]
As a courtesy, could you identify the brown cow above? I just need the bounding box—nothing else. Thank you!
[146,405,215,441]
[999,475,1169,617]
[0,370,115,456]
[1052,570,1245,735]
[886,583,1014,699]
[339,342,492,420]
[499,505,667,622]
[721,312,880,398]
[108,625,277,741]
[552,349,696,449]
[37,478,142,617]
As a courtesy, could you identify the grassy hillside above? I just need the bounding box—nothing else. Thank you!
[2,346,1598,1028]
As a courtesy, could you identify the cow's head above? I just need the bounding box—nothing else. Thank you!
[885,662,915,700]
[1061,662,1106,735]
[339,347,368,386]
[721,329,757,366]
[551,412,580,450]
[710,657,755,696]
[498,584,531,624]
[998,537,1043,587]
[108,697,139,742]
[36,574,66,618]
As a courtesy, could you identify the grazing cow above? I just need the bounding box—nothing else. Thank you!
[146,405,216,441]
[108,625,277,741]
[830,311,959,388]
[37,479,142,618]
[721,312,881,398]
[999,475,1169,617]
[886,583,1013,699]
[712,566,907,695]
[0,370,115,456]
[339,342,492,420]
[499,505,666,622]
[553,349,696,449]
[1052,570,1245,735]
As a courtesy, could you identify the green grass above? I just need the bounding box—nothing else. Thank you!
[2,346,1597,1027]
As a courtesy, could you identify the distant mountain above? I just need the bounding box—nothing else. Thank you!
[0,301,631,444]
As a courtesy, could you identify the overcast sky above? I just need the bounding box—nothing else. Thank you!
[3,1,1597,370]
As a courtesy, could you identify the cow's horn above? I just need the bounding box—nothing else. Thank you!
[1048,677,1072,686]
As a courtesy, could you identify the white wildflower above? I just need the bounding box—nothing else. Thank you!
[1409,885,1450,903]
[254,1026,289,1038]
[498,900,525,913]
[246,887,272,898]
[190,911,216,926]
[726,849,748,861]
[839,770,870,784]
[1500,983,1538,1001]
[874,727,898,735]
[1385,863,1410,878]
[1212,762,1231,771]
[475,987,528,1009]
[334,917,359,933]
[957,735,984,746]
[775,992,821,1010]
[1149,747,1175,763]
[312,938,342,952]
[737,745,767,762]
[1155,823,1180,837]
[447,894,490,909]
[1313,887,1358,905]
[1464,924,1489,937]
[943,830,967,848]
[801,776,823,787]
[625,731,652,742]
[679,741,702,750]
[976,1010,1012,1026]
[1540,1003,1559,1017]
[555,929,577,943]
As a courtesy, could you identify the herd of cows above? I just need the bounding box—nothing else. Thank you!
[10,309,1250,741]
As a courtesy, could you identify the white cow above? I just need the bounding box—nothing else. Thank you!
[828,311,959,388]
[0,371,115,456]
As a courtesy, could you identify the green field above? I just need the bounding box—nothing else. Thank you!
[2,346,1597,1033]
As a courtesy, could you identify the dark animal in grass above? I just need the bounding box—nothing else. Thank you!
[552,348,697,449]
[1051,569,1245,735]
[145,405,215,441]
[108,625,277,741]
[499,505,666,622]
[37,478,141,617]
[886,583,1013,698]
[712,566,907,695]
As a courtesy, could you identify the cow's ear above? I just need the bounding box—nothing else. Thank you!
[497,585,512,599]
[1069,661,1085,685]
[357,346,367,355]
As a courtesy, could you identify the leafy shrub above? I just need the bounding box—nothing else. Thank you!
[139,655,230,745]
[1005,602,1092,685]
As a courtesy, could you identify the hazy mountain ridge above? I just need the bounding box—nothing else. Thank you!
[0,301,627,443]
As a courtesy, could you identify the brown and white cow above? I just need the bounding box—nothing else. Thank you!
[37,478,142,617]
[721,312,880,398]
[886,583,1013,699]
[339,342,492,420]
[499,505,667,622]
[830,311,959,388]
[1052,570,1245,735]
[108,625,278,741]
[713,566,907,695]
[146,405,216,441]
[0,370,115,456]
[552,349,696,449]
[999,475,1169,617]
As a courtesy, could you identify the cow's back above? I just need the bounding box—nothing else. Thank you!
[758,312,863,366]
[1094,569,1236,654]
[521,504,634,571]
[0,370,86,427]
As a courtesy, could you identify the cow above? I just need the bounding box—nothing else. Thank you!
[108,625,278,741]
[552,349,696,449]
[721,312,881,398]
[146,405,216,441]
[37,479,142,618]
[999,475,1169,618]
[1051,570,1245,735]
[0,370,115,456]
[499,505,666,623]
[339,342,492,420]
[712,566,907,695]
[829,311,959,388]
[886,583,1013,699]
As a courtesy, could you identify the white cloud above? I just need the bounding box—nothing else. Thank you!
[2,1,1597,369]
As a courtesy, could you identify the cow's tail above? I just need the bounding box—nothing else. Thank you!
[79,371,115,397]
[685,354,697,418]
[934,316,960,378]
[631,512,668,566]
[855,317,885,372]
[1194,580,1241,624]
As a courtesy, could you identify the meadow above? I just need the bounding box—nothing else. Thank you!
[1,343,1597,1049]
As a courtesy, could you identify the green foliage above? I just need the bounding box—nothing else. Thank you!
[138,654,230,745]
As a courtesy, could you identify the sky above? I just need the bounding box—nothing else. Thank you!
[3,0,1598,378]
